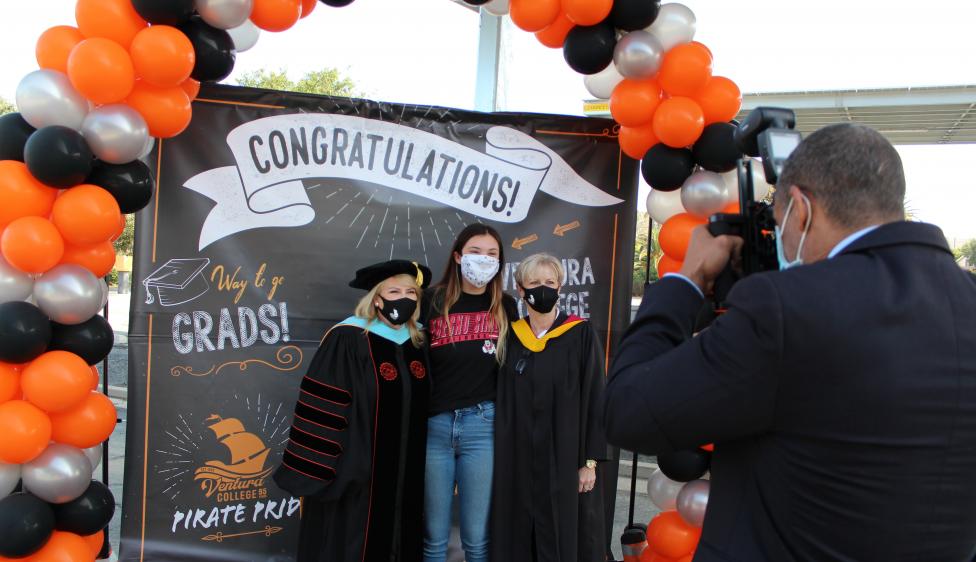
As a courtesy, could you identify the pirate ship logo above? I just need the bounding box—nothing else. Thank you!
[193,415,274,502]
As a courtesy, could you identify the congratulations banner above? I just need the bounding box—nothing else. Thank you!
[120,84,638,562]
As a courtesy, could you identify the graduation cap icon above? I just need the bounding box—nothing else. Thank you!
[143,258,211,307]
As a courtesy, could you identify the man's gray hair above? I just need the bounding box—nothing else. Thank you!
[776,123,905,228]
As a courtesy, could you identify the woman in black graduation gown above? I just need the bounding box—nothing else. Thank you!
[492,253,609,562]
[274,260,433,562]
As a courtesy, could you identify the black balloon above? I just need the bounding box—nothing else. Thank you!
[610,0,662,31]
[48,315,115,366]
[53,480,116,536]
[693,122,741,173]
[24,126,94,188]
[0,301,51,363]
[131,0,194,25]
[462,0,491,4]
[641,143,695,191]
[0,493,56,558]
[320,0,357,6]
[563,21,617,75]
[87,160,155,214]
[657,449,711,482]
[180,18,236,83]
[0,112,36,162]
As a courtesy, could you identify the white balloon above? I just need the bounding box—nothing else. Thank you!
[16,69,90,131]
[644,3,696,52]
[646,187,685,225]
[0,254,35,304]
[483,0,509,16]
[227,19,260,52]
[584,63,625,100]
[0,461,20,497]
[82,105,150,165]
[196,0,254,30]
[83,444,103,473]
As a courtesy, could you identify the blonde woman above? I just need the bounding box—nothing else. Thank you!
[492,253,609,562]
[274,259,432,562]
[422,224,517,562]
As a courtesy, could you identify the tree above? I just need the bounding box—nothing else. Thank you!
[237,67,360,97]
[957,239,976,270]
[0,97,14,115]
[632,212,662,294]
[113,215,135,256]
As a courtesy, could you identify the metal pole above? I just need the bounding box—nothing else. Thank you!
[473,9,501,112]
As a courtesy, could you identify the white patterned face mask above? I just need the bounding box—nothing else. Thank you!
[460,254,499,288]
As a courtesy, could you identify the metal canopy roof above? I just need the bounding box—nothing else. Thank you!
[584,85,976,145]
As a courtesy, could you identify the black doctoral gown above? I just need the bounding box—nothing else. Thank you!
[491,313,609,562]
[273,317,430,562]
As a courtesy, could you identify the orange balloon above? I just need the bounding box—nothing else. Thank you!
[129,26,195,88]
[656,254,683,278]
[300,0,317,18]
[36,26,86,73]
[659,213,705,261]
[535,12,575,48]
[27,531,95,562]
[1,216,65,274]
[51,185,122,247]
[695,76,742,125]
[640,551,678,562]
[510,0,561,32]
[111,213,127,241]
[75,0,147,49]
[22,351,93,414]
[700,443,714,452]
[250,0,303,32]
[563,0,613,26]
[50,391,118,449]
[653,97,705,148]
[60,241,116,278]
[67,38,136,104]
[82,532,104,558]
[619,122,659,160]
[610,79,663,127]
[659,42,713,97]
[721,201,740,214]
[647,511,701,559]
[181,78,201,101]
[126,82,192,138]
[89,366,100,391]
[676,555,694,562]
[0,362,22,404]
[0,400,52,464]
[0,161,59,229]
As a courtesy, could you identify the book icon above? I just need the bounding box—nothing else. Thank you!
[143,258,212,307]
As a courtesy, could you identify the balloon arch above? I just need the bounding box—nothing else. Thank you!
[0,0,755,560]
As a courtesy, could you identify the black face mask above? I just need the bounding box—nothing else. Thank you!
[521,285,559,314]
[376,296,416,325]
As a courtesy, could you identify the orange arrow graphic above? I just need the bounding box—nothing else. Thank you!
[511,234,538,250]
[553,220,581,236]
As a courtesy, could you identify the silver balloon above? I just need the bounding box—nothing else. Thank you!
[644,3,696,52]
[676,479,710,527]
[647,468,685,511]
[195,0,254,30]
[83,445,103,473]
[0,254,34,304]
[483,0,509,16]
[33,264,103,325]
[227,19,260,52]
[82,105,150,165]
[0,461,20,497]
[584,63,624,100]
[680,171,728,218]
[139,136,157,160]
[98,278,109,310]
[613,31,664,79]
[16,69,91,131]
[22,443,92,504]
[646,187,685,225]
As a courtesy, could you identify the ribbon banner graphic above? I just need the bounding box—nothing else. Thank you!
[187,114,623,250]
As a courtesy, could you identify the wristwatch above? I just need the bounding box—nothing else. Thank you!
[585,459,597,469]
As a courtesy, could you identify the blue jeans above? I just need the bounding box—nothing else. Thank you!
[423,401,494,562]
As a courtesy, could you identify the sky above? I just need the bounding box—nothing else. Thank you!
[2,0,974,242]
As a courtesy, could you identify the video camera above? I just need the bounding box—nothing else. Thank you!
[706,107,803,308]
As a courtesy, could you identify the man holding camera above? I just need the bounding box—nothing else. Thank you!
[605,122,976,561]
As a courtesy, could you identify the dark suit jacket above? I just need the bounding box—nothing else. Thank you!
[605,221,976,561]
